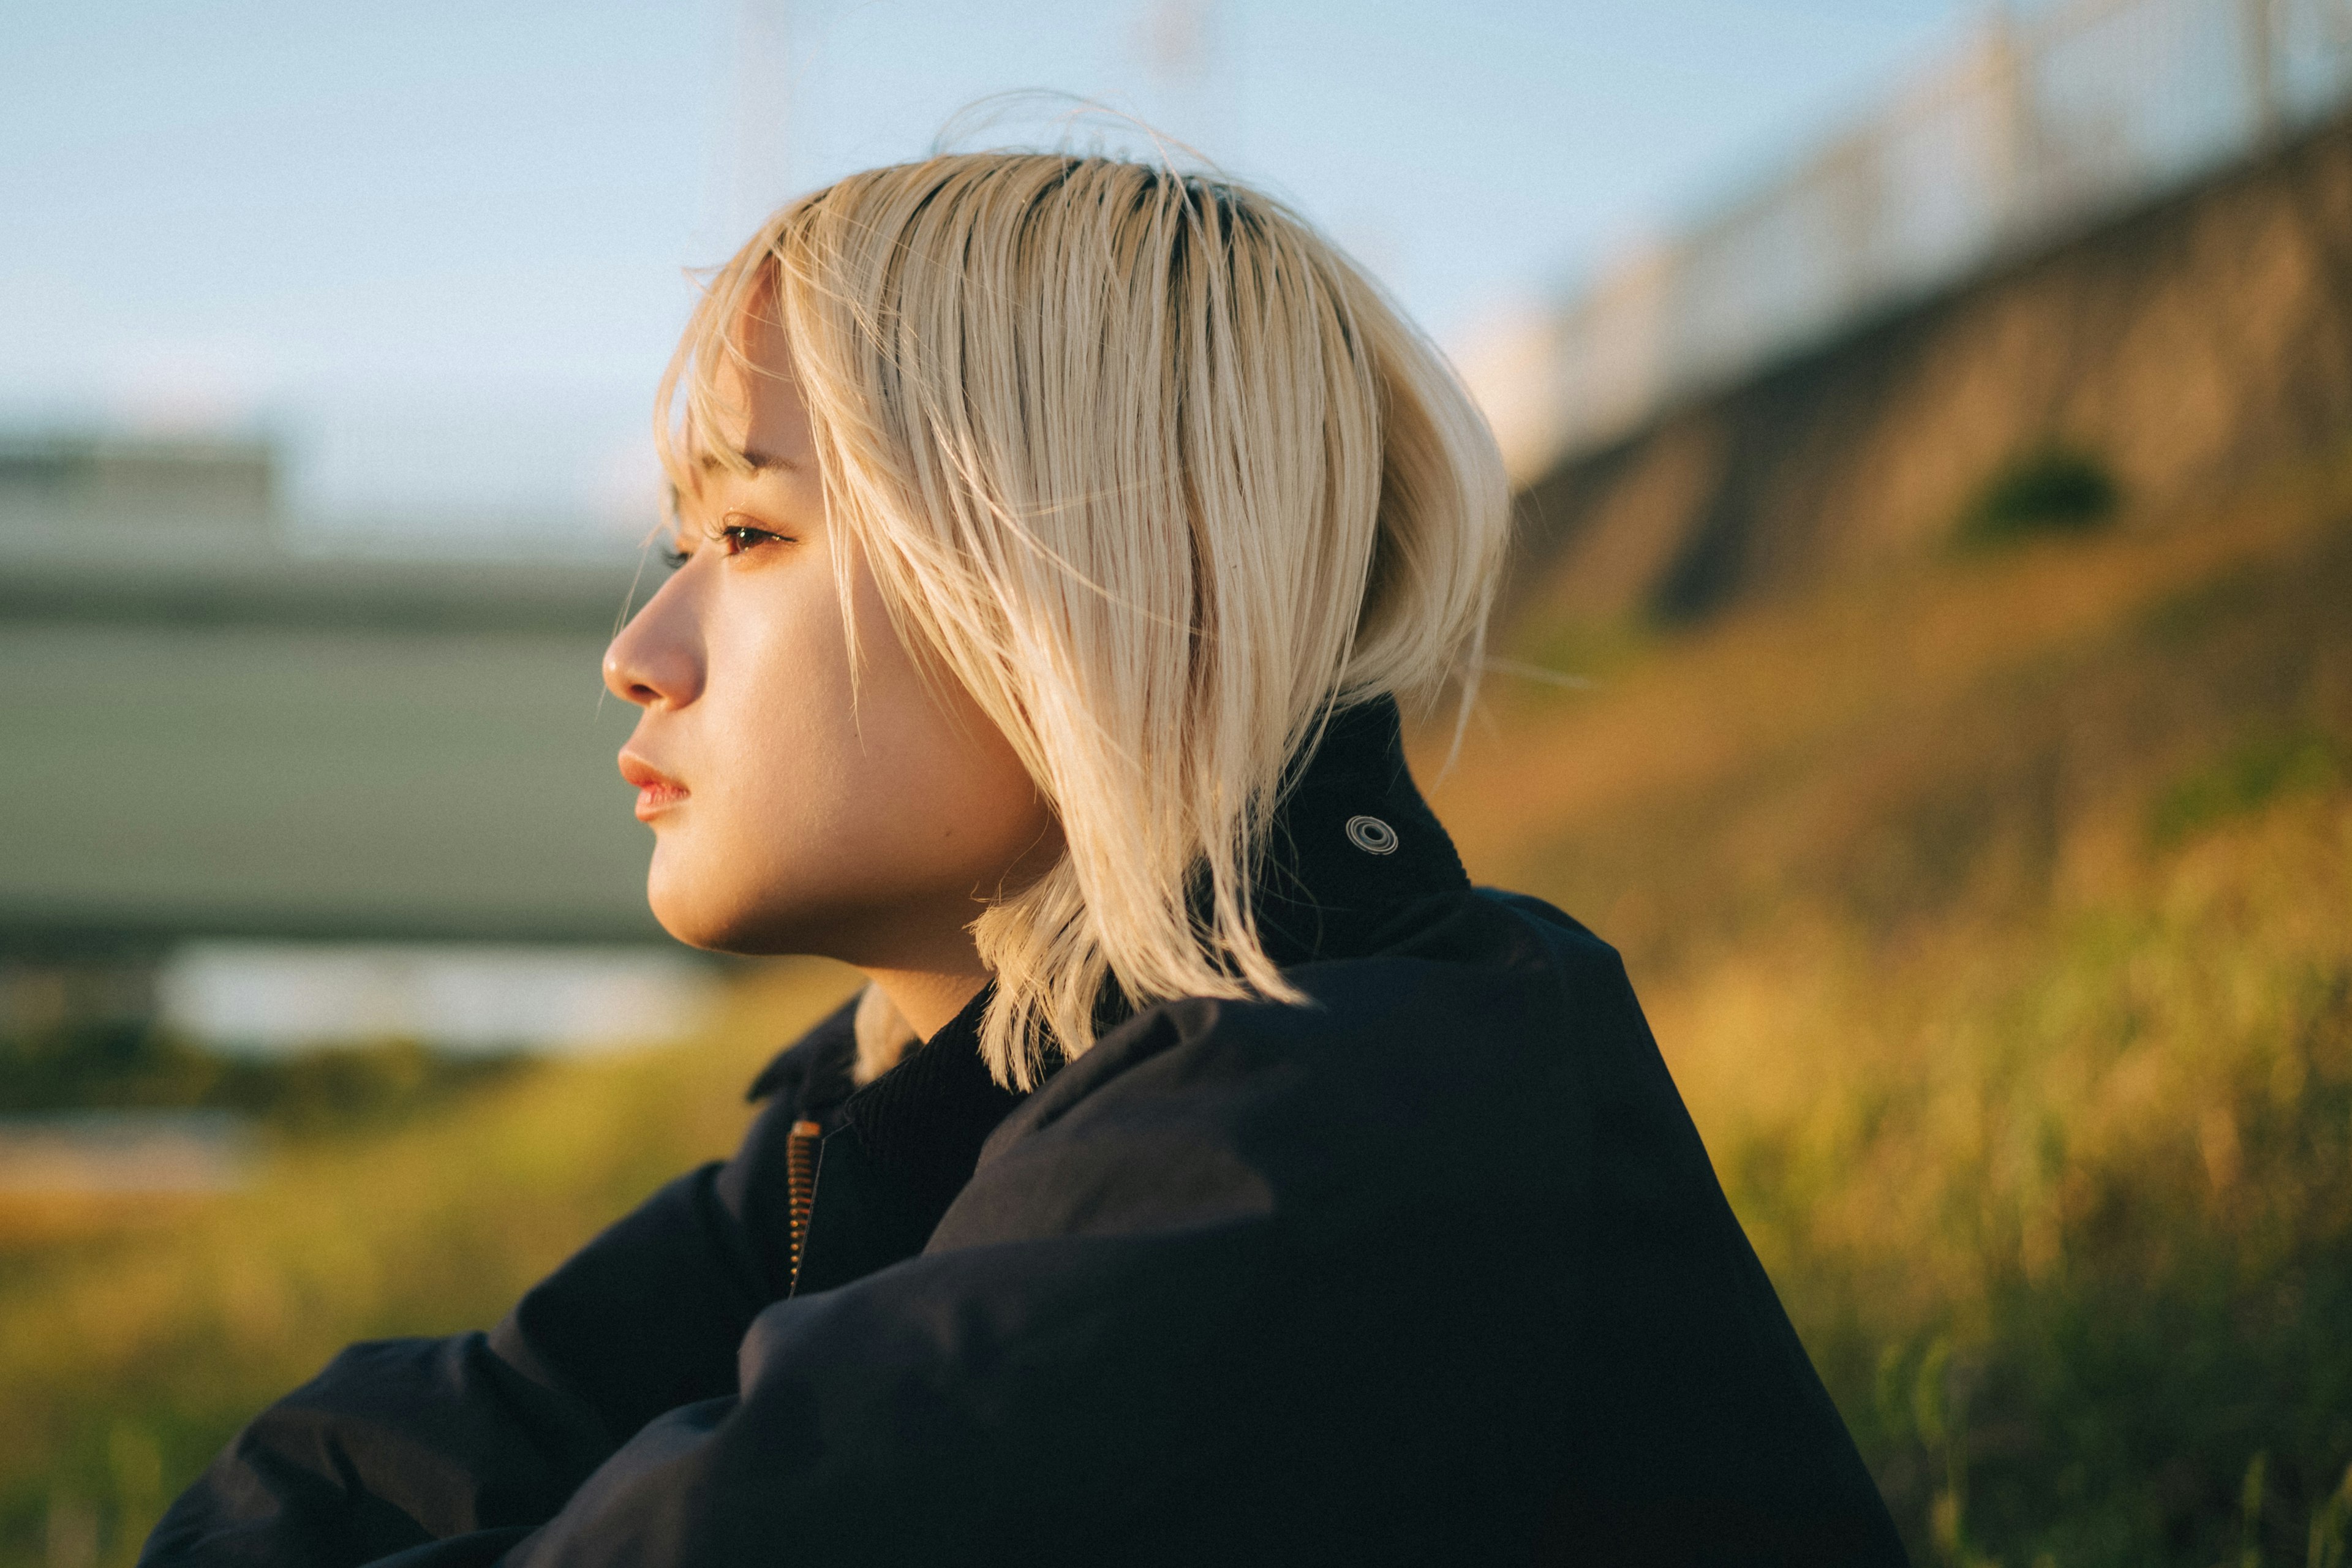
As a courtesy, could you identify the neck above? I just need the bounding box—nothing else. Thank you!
[860,962,990,1044]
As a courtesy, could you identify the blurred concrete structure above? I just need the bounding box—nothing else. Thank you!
[0,434,276,529]
[0,434,666,955]
[1482,0,2352,484]
[1494,0,2352,627]
[1513,113,2352,624]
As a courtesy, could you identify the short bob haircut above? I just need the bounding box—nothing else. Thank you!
[657,151,1510,1090]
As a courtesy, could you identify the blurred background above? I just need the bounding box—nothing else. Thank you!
[5,1,2350,1563]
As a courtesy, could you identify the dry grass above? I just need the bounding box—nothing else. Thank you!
[1421,450,2352,1564]
[0,960,858,1568]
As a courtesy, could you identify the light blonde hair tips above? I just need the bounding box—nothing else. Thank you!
[657,151,1509,1088]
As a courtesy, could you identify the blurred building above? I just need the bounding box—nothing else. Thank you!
[0,432,666,965]
[1494,0,2352,479]
[1491,0,2352,627]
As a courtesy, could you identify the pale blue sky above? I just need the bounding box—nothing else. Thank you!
[2,1,1981,527]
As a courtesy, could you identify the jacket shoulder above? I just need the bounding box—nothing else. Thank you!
[935,888,1640,1251]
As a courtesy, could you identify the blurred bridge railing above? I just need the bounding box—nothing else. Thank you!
[1512,0,2352,474]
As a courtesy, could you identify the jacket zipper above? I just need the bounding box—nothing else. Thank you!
[786,1119,823,1292]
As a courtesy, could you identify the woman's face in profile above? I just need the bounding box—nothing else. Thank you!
[601,305,1057,976]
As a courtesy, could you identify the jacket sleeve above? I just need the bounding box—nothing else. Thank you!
[145,997,1311,1568]
[141,1098,809,1568]
[399,995,1490,1568]
[497,1219,1294,1568]
[165,976,1531,1568]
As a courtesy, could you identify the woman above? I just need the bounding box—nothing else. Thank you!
[146,153,1904,1566]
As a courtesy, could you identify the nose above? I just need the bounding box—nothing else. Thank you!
[603,573,704,709]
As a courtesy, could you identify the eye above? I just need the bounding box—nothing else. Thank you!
[717,522,790,557]
[661,543,691,572]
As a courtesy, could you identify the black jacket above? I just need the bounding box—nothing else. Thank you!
[144,702,1905,1567]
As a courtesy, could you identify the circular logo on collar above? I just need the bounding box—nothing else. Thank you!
[1344,814,1399,855]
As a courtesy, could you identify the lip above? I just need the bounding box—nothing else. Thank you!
[619,752,689,820]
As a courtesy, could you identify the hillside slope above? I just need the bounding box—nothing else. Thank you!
[1424,454,2352,1564]
[1510,113,2352,622]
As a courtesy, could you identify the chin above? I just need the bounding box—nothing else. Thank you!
[646,861,760,954]
[646,862,819,957]
[652,902,801,957]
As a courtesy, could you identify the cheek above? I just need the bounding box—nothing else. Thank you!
[645,565,1049,951]
[642,573,864,936]
[795,645,1041,880]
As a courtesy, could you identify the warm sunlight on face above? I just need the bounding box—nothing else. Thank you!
[601,304,1059,1012]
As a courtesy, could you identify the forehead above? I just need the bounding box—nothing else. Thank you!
[692,293,808,472]
[718,292,793,399]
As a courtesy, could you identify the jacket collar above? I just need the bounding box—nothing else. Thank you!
[750,695,1469,1211]
[1246,695,1471,967]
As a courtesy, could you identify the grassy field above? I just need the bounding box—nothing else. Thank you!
[0,962,861,1568]
[2,450,2349,1566]
[1430,448,2352,1564]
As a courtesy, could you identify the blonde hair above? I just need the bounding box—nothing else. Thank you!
[657,151,1508,1089]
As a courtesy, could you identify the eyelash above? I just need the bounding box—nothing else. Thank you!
[665,523,790,571]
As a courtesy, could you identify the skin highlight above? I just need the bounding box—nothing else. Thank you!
[603,304,1061,1042]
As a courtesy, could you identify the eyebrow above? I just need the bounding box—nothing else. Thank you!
[696,445,798,475]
